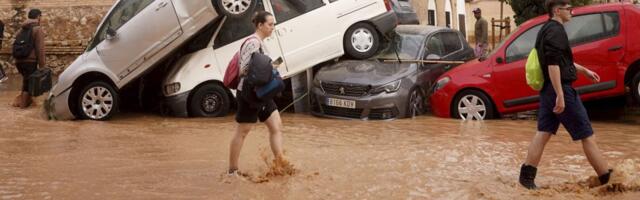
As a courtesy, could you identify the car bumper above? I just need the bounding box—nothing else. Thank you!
[164,91,190,117]
[44,87,76,120]
[370,11,398,34]
[310,86,409,120]
[429,88,454,118]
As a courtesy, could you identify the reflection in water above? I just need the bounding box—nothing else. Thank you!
[1,77,639,199]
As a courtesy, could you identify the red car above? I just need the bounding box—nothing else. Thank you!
[430,3,640,120]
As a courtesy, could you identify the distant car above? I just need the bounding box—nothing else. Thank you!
[311,25,474,120]
[391,0,420,24]
[430,3,640,120]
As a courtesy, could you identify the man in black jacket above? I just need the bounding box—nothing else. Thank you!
[518,0,613,189]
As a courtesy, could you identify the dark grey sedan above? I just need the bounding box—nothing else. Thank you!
[311,25,474,120]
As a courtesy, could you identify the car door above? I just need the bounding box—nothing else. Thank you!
[95,0,182,80]
[565,12,624,93]
[421,31,464,93]
[491,23,543,109]
[267,0,340,76]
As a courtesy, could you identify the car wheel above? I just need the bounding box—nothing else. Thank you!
[453,90,495,120]
[407,88,426,118]
[632,72,640,104]
[77,81,118,120]
[344,23,380,59]
[189,83,230,117]
[213,0,256,19]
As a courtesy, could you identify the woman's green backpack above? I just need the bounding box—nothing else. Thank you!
[526,48,544,91]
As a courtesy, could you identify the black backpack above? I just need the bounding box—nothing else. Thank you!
[12,24,35,59]
[245,52,273,86]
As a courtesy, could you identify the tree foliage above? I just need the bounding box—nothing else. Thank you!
[506,0,593,25]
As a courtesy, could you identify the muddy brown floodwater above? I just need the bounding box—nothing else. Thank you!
[1,77,640,199]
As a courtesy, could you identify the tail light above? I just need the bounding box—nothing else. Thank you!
[384,0,392,11]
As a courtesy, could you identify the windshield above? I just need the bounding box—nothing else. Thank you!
[484,26,520,58]
[376,33,426,60]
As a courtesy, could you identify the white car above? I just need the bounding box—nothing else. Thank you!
[45,0,258,120]
[163,0,397,117]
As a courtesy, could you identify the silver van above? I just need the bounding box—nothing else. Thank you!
[46,0,260,120]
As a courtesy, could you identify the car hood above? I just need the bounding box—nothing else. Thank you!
[440,58,483,77]
[315,60,415,85]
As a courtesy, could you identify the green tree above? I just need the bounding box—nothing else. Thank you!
[506,0,593,25]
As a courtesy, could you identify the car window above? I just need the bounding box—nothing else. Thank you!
[603,12,620,37]
[565,13,606,45]
[505,24,542,63]
[87,0,154,51]
[440,32,462,55]
[426,34,445,57]
[427,32,461,57]
[376,33,426,60]
[270,0,325,24]
[213,1,266,49]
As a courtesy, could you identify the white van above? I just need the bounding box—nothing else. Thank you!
[45,0,266,120]
[162,0,397,117]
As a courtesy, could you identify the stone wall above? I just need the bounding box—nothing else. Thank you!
[0,0,115,75]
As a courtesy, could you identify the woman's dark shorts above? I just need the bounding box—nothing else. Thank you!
[235,83,278,123]
[537,83,594,141]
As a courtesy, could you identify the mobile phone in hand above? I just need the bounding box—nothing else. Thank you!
[272,57,283,65]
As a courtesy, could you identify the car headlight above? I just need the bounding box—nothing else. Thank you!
[164,82,181,95]
[434,77,450,91]
[371,80,401,94]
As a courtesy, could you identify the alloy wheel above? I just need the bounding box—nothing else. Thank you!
[457,94,487,120]
[81,86,114,120]
[221,0,252,15]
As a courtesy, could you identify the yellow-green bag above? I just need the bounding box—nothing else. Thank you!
[526,48,544,91]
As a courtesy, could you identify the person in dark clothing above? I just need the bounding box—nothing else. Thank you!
[519,0,612,190]
[12,9,46,108]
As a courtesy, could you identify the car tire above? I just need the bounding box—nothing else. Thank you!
[213,0,256,19]
[189,83,231,117]
[407,88,426,118]
[632,72,640,104]
[452,90,496,120]
[77,81,119,120]
[344,23,380,60]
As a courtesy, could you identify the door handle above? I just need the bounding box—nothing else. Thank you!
[608,45,623,52]
[156,1,168,11]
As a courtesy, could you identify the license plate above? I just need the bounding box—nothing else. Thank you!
[326,98,356,109]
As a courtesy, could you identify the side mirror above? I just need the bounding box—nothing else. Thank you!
[426,54,441,60]
[496,57,504,64]
[106,28,117,40]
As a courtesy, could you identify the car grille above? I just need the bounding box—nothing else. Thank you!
[321,82,370,97]
[369,107,399,120]
[321,105,363,119]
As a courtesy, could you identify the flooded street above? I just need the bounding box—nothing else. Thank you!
[1,78,640,199]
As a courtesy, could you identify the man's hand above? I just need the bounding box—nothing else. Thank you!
[554,96,565,114]
[585,69,600,83]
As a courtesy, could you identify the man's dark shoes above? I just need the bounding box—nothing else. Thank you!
[519,164,538,189]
